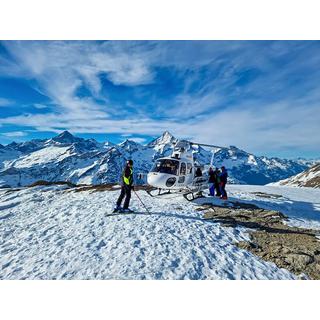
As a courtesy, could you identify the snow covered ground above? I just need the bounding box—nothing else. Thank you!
[1,184,319,280]
[226,185,320,230]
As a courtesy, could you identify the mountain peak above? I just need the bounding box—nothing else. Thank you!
[119,139,141,147]
[57,130,74,138]
[148,131,176,147]
[118,139,142,152]
[161,131,174,140]
[7,141,18,148]
[52,131,77,143]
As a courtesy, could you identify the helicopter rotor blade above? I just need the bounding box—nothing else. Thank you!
[189,141,225,149]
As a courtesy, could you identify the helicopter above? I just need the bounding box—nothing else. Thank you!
[146,139,224,201]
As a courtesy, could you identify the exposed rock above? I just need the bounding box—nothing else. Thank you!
[203,203,320,279]
[250,191,284,199]
[284,254,313,267]
[29,180,77,188]
[72,183,155,193]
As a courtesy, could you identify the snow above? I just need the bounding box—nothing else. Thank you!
[248,154,258,166]
[0,184,302,280]
[226,185,320,230]
[0,149,21,169]
[11,146,72,168]
[271,164,320,188]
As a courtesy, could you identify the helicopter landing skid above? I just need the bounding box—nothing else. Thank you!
[183,191,205,201]
[146,188,184,198]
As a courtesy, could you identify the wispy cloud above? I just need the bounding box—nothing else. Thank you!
[128,137,147,144]
[33,103,48,109]
[0,97,14,107]
[2,131,27,137]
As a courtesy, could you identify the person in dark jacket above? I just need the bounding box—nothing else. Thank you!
[114,159,134,212]
[195,167,203,177]
[214,168,221,197]
[219,166,228,200]
[208,167,215,196]
[208,167,221,197]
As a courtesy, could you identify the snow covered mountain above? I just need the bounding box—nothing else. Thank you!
[271,163,320,188]
[0,131,317,187]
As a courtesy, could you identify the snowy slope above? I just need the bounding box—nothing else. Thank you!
[12,145,72,167]
[270,164,320,189]
[0,184,301,280]
[224,184,320,230]
[0,131,317,187]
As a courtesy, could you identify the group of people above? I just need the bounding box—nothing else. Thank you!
[207,166,228,200]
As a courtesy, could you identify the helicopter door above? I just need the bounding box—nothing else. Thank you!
[185,162,193,184]
[178,162,186,184]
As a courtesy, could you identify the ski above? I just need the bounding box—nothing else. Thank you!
[105,211,150,217]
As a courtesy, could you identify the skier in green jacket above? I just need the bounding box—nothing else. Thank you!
[114,160,134,213]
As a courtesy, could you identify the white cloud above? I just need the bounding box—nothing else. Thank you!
[0,98,13,107]
[0,41,158,127]
[33,103,48,109]
[2,131,27,137]
[128,137,147,144]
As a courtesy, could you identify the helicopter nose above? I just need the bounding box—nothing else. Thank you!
[147,172,162,187]
[147,172,171,189]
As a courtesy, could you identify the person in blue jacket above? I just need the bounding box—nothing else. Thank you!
[219,166,228,200]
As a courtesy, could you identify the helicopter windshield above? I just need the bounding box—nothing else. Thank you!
[151,159,179,175]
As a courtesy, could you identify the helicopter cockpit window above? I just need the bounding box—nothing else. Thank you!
[151,159,179,175]
[187,163,192,174]
[180,163,186,175]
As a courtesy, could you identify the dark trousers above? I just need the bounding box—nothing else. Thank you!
[215,182,221,196]
[219,182,227,198]
[116,185,131,209]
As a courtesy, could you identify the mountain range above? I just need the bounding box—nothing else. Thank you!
[0,131,318,187]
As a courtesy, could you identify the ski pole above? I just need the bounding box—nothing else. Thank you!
[133,190,151,214]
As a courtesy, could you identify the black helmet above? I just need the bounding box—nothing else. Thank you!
[127,159,133,165]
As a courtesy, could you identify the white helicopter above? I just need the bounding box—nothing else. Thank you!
[146,139,223,201]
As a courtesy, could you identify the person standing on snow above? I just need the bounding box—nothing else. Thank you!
[214,168,221,197]
[219,166,228,200]
[208,167,215,196]
[114,159,134,212]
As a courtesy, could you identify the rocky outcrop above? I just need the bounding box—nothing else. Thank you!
[201,202,320,279]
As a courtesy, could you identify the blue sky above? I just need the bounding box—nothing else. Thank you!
[0,40,319,158]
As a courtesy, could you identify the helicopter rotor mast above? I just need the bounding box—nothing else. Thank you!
[171,140,225,167]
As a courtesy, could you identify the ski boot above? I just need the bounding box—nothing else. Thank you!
[113,205,122,213]
[121,208,134,213]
